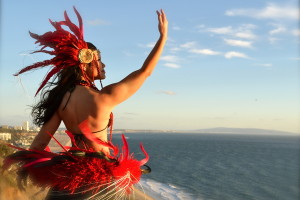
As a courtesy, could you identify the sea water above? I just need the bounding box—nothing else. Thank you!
[113,133,300,200]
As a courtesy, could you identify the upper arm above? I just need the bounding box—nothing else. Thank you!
[30,112,62,151]
[100,69,149,106]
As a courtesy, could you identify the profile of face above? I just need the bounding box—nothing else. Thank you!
[86,51,106,80]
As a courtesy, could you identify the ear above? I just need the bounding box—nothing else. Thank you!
[82,63,88,71]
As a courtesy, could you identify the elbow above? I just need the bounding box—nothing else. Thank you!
[30,142,47,151]
[145,71,152,77]
[140,69,153,78]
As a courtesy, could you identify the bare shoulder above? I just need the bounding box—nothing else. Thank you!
[97,80,133,107]
[95,88,116,109]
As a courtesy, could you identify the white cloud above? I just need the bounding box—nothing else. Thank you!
[180,41,197,49]
[289,57,300,61]
[224,39,253,48]
[269,24,287,35]
[196,24,206,29]
[255,63,273,68]
[169,47,181,52]
[86,19,109,26]
[138,42,156,48]
[172,26,181,31]
[224,51,248,59]
[189,48,220,55]
[204,24,257,40]
[122,51,135,57]
[146,42,156,48]
[225,3,299,20]
[239,24,257,30]
[207,26,233,34]
[163,63,181,68]
[157,91,177,95]
[123,112,138,116]
[234,31,256,39]
[268,37,280,44]
[291,29,300,37]
[161,55,180,62]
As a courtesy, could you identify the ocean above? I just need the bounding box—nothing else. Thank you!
[112,132,300,200]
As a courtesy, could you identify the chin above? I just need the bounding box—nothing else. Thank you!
[94,74,105,80]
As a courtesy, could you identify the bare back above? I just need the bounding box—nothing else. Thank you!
[58,85,112,152]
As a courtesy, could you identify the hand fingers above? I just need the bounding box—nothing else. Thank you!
[156,10,162,23]
[157,9,167,23]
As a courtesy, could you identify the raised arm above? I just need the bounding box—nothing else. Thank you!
[101,10,168,106]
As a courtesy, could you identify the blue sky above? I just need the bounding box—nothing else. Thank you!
[0,0,299,133]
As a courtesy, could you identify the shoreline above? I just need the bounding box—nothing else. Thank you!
[129,187,155,200]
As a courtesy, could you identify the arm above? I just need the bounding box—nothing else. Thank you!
[29,112,61,151]
[101,10,168,106]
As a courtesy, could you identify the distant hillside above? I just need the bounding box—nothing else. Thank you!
[192,127,298,135]
[112,127,298,135]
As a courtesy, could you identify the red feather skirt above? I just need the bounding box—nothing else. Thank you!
[2,120,150,198]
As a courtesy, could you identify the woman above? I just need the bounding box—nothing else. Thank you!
[4,7,168,200]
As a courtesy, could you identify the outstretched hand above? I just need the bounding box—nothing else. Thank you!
[156,9,168,38]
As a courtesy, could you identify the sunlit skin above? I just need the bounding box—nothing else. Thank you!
[30,10,168,155]
[85,51,106,81]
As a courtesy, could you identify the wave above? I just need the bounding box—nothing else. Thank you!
[139,178,201,200]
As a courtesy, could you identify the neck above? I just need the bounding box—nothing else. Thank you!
[76,80,99,91]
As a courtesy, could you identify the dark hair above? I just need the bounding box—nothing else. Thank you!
[32,42,97,126]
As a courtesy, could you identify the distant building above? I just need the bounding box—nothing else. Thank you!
[14,126,23,130]
[0,133,11,141]
[32,126,41,132]
[22,121,29,131]
[0,125,9,129]
[15,139,31,147]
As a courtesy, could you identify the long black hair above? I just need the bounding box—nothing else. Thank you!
[31,42,97,126]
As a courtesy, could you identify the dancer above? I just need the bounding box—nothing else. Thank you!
[3,7,168,200]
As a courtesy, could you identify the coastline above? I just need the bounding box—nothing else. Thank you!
[128,187,155,200]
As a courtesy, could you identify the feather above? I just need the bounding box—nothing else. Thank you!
[138,143,149,166]
[73,6,84,40]
[121,134,129,161]
[65,130,79,148]
[44,146,51,152]
[78,120,117,152]
[64,10,81,40]
[23,158,52,168]
[109,113,114,141]
[32,50,55,55]
[49,19,62,31]
[14,59,53,76]
[35,67,60,96]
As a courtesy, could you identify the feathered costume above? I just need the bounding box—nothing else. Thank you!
[3,120,150,199]
[3,7,151,199]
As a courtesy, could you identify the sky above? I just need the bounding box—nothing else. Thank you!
[0,0,299,133]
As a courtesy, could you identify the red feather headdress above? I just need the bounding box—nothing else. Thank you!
[14,7,97,96]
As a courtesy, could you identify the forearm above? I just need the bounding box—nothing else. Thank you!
[30,134,50,151]
[29,112,61,151]
[141,35,167,76]
[114,36,167,99]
